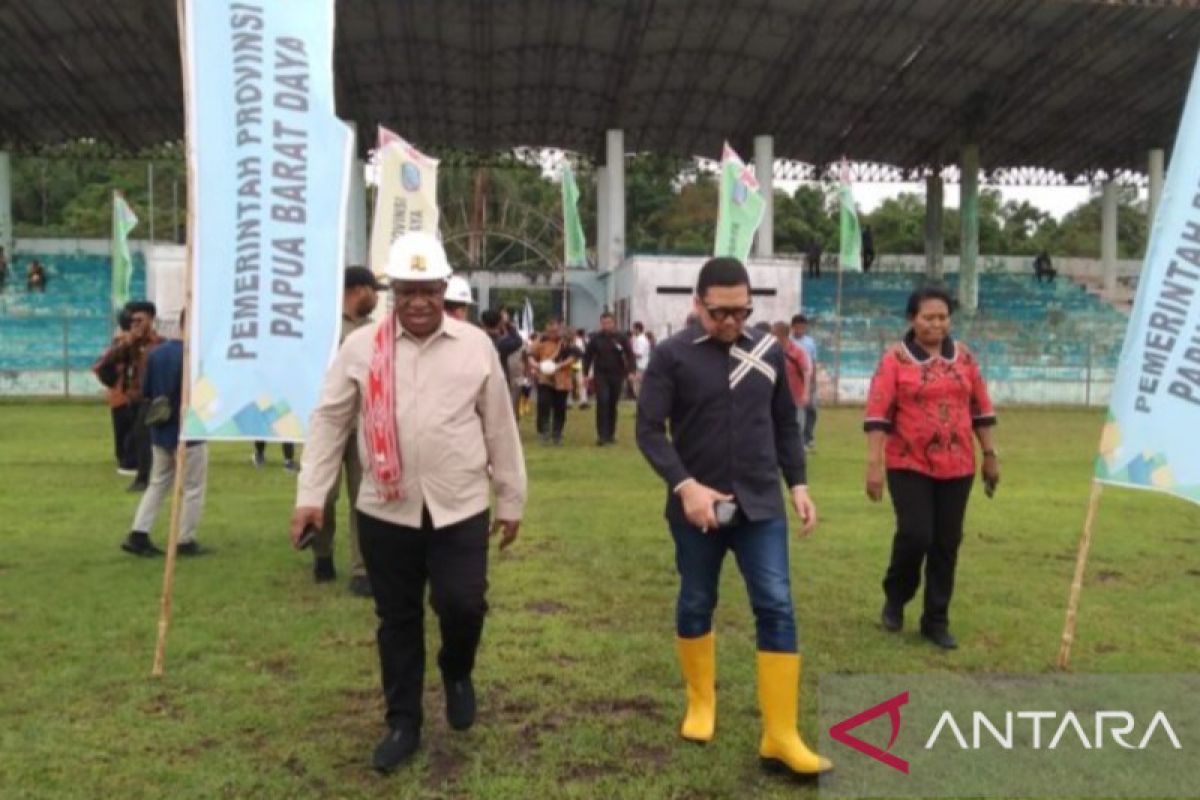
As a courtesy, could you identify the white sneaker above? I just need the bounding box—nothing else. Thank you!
[116,467,137,476]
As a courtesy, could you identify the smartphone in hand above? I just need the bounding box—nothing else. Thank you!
[296,523,319,549]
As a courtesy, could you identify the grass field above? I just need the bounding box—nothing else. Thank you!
[1,401,1197,799]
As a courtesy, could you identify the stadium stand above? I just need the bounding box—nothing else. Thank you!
[0,252,146,373]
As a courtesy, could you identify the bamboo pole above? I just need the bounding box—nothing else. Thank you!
[1056,480,1105,670]
[152,0,197,677]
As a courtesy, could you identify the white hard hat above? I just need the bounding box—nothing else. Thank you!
[385,231,452,281]
[445,275,475,305]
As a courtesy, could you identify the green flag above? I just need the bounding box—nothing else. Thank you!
[713,142,765,262]
[838,163,862,272]
[561,163,587,268]
[111,191,138,311]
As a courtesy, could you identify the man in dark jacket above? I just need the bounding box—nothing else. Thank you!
[582,311,635,446]
[635,257,829,778]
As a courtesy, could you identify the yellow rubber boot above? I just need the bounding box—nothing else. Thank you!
[675,633,716,742]
[757,651,833,775]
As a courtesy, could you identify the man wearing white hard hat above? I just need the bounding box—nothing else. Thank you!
[443,275,475,321]
[291,231,526,773]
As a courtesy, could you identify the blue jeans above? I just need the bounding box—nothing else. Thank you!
[669,516,798,652]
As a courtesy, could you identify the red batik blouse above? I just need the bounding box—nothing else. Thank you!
[864,332,996,479]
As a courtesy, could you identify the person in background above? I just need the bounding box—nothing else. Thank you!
[253,441,300,472]
[571,328,590,410]
[631,321,651,397]
[120,310,209,557]
[1033,250,1057,284]
[636,257,828,778]
[291,231,525,773]
[481,309,523,367]
[0,246,9,290]
[789,314,819,451]
[93,308,139,475]
[528,318,580,445]
[518,332,538,419]
[110,301,162,491]
[864,286,1000,650]
[582,311,636,446]
[861,226,876,272]
[26,259,47,292]
[311,265,386,596]
[805,240,822,279]
[444,276,475,321]
[772,321,812,445]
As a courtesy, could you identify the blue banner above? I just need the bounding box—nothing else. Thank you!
[182,0,351,441]
[1096,54,1200,505]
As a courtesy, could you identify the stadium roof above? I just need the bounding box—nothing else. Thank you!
[2,0,1199,176]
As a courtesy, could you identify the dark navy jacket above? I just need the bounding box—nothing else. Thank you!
[636,323,806,523]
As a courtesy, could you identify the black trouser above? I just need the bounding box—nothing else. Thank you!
[594,374,624,442]
[254,441,296,460]
[111,403,136,468]
[127,400,153,483]
[883,469,974,632]
[358,508,490,732]
[536,384,568,440]
[804,405,817,446]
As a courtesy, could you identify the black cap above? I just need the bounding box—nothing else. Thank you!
[345,266,386,290]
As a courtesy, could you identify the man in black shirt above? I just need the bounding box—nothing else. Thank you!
[582,311,636,446]
[636,257,830,777]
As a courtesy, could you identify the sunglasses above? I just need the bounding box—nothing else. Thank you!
[704,305,754,322]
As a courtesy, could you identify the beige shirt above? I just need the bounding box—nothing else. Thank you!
[297,315,527,528]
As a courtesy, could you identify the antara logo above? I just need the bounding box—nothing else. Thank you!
[830,692,1183,775]
[829,691,910,774]
[924,709,1182,751]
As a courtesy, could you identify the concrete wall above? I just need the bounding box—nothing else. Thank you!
[612,255,804,340]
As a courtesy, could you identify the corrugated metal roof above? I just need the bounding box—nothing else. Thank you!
[1,0,1198,174]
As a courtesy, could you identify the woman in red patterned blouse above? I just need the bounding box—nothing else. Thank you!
[863,286,1000,650]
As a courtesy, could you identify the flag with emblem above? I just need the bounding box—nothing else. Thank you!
[111,191,138,312]
[838,160,862,272]
[714,142,765,262]
[370,127,440,275]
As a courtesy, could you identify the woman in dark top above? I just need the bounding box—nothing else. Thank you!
[863,286,1000,649]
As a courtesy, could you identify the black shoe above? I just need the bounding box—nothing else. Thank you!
[283,459,301,473]
[347,575,372,598]
[920,626,958,650]
[126,480,148,493]
[313,556,336,583]
[881,602,903,632]
[371,726,420,773]
[552,438,563,447]
[176,541,210,557]
[120,531,162,557]
[444,676,476,731]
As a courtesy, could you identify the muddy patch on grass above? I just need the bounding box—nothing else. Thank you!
[1096,570,1123,583]
[524,600,569,615]
[258,655,296,679]
[426,741,467,788]
[581,696,663,722]
[141,691,185,720]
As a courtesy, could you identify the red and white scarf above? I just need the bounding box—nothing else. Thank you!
[362,314,405,501]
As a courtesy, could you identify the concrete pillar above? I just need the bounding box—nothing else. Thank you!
[754,135,774,258]
[0,151,11,258]
[346,158,368,266]
[605,129,625,273]
[924,172,944,280]
[596,166,610,276]
[958,144,980,312]
[1102,179,1119,296]
[1148,148,1165,230]
[474,272,492,313]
